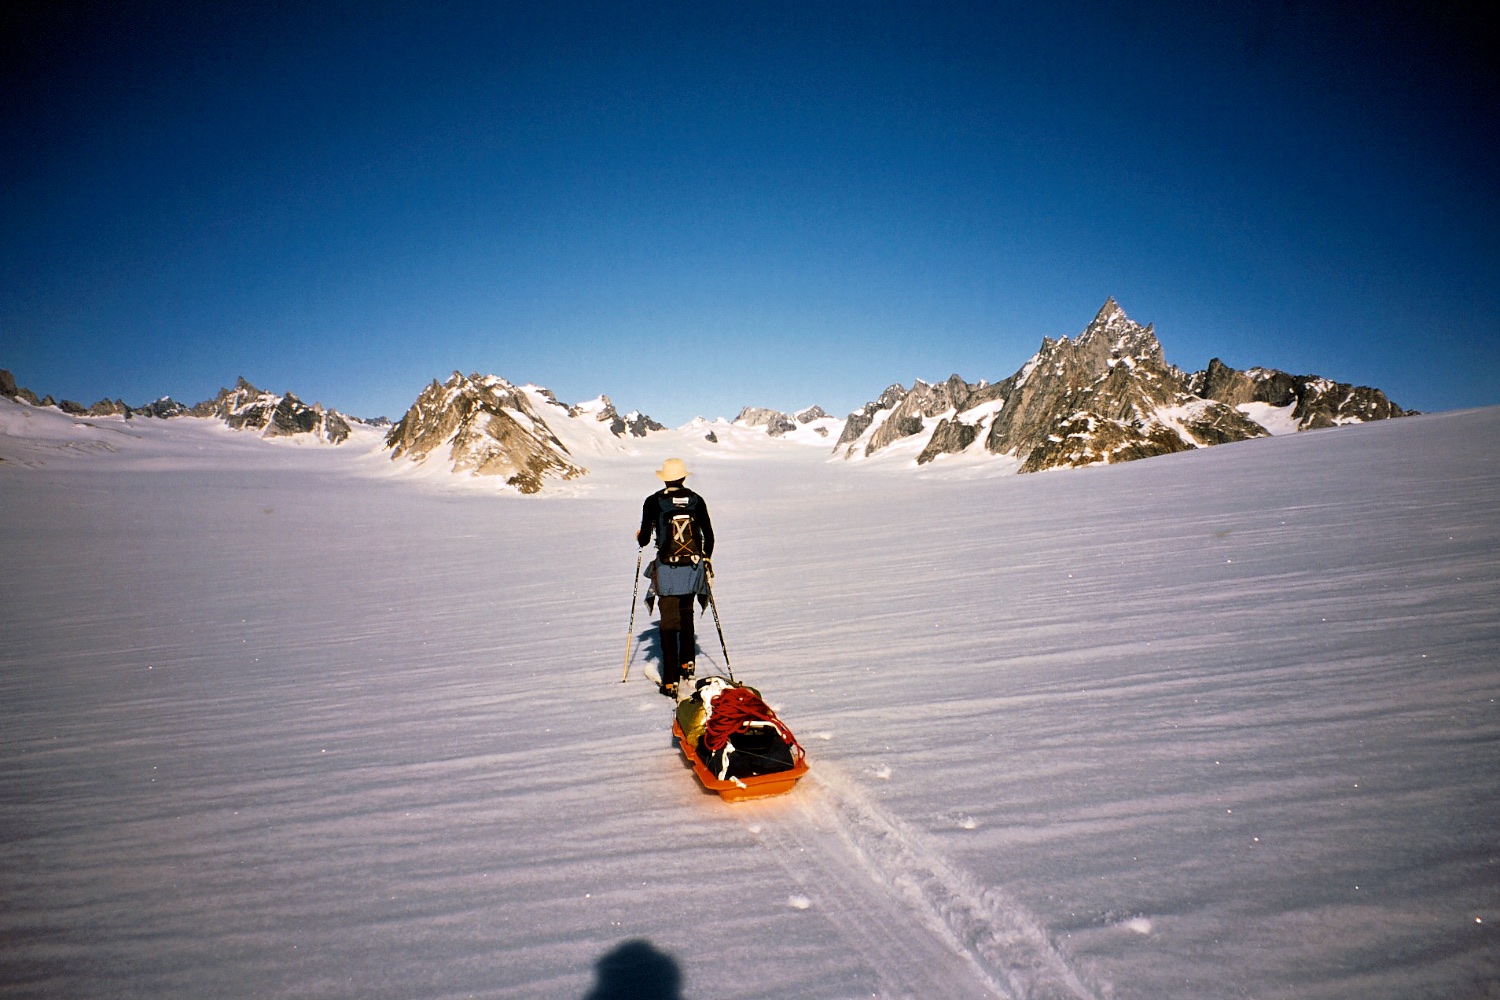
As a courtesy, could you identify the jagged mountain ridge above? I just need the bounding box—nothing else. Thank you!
[3,298,1413,487]
[0,369,356,443]
[835,299,1411,472]
[1188,358,1409,429]
[833,374,996,458]
[192,378,353,444]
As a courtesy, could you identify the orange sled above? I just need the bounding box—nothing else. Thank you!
[672,719,809,802]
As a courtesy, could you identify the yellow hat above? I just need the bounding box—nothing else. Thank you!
[654,458,689,481]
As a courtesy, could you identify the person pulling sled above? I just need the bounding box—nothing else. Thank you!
[635,458,714,699]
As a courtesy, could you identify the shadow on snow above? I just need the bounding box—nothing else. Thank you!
[581,938,684,1000]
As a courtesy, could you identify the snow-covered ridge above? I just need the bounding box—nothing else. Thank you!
[568,393,665,438]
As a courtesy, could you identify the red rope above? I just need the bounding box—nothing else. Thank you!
[702,686,802,756]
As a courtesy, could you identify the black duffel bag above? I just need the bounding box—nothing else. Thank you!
[698,722,795,779]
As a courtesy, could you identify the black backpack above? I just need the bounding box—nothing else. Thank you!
[656,492,702,566]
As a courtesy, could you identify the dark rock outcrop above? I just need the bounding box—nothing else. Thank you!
[1,370,44,407]
[1192,357,1265,406]
[617,410,667,438]
[1016,411,1195,472]
[1190,358,1412,429]
[133,397,190,419]
[795,405,831,423]
[1173,400,1273,447]
[916,416,980,465]
[833,384,908,454]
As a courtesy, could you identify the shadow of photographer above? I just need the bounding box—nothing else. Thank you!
[582,938,684,1000]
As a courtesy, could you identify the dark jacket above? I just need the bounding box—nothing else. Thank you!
[637,486,715,557]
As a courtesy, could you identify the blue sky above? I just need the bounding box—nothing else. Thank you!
[3,2,1497,425]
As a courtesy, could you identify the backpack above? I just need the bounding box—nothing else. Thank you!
[656,492,702,566]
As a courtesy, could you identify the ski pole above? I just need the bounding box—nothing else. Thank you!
[621,547,643,683]
[704,563,734,683]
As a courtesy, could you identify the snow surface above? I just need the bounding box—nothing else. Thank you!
[3,398,1498,999]
[1237,401,1301,437]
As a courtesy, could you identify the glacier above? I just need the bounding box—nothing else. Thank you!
[2,397,1496,998]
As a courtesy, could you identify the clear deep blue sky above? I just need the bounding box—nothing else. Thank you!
[3,2,1497,424]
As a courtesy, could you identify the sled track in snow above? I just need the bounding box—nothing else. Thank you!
[741,765,1104,1000]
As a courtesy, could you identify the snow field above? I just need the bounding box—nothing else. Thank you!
[2,403,1497,998]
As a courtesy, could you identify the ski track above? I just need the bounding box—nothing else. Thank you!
[740,764,1105,1000]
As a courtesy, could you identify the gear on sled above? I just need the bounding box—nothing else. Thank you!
[671,677,808,801]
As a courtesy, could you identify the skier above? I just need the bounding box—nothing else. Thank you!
[636,457,714,698]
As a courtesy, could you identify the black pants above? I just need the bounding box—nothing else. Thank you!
[658,594,697,686]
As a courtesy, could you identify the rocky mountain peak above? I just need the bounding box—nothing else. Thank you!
[616,409,666,438]
[385,371,584,493]
[1091,296,1127,328]
[845,298,1410,473]
[1070,298,1164,370]
[194,377,353,444]
[979,301,1250,469]
[845,298,1391,473]
[794,405,829,423]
